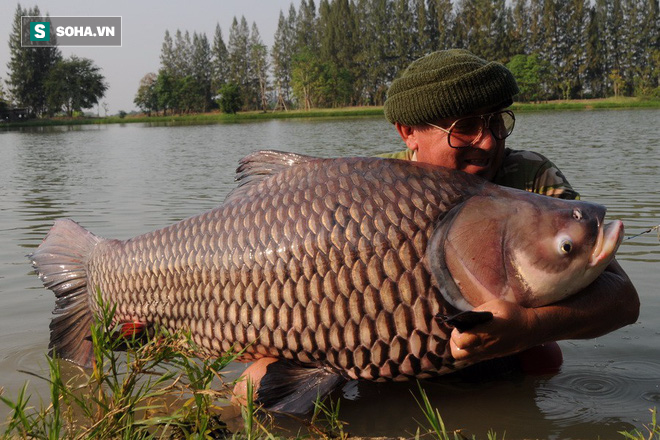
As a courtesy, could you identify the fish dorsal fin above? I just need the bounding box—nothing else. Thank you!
[224,150,319,204]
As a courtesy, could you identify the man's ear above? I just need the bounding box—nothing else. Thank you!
[395,122,419,151]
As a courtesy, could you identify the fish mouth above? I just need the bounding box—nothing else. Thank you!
[589,220,624,267]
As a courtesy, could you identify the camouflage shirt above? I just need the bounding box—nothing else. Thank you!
[377,148,580,200]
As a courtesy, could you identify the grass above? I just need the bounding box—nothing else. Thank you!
[620,409,660,440]
[510,96,660,112]
[2,97,659,129]
[0,295,243,439]
[0,294,358,439]
[0,295,658,439]
[0,106,385,129]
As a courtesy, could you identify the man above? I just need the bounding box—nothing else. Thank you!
[380,49,639,369]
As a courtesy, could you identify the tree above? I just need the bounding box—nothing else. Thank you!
[318,0,356,104]
[509,0,530,56]
[191,32,212,111]
[154,70,178,115]
[632,0,660,96]
[134,72,159,116]
[295,0,319,53]
[217,83,241,114]
[392,0,415,72]
[228,16,251,109]
[435,0,454,49]
[507,53,552,101]
[177,75,206,113]
[45,56,107,117]
[249,23,270,111]
[0,79,9,111]
[414,0,431,54]
[7,4,62,116]
[211,24,230,96]
[609,68,625,97]
[353,0,394,105]
[584,3,607,97]
[291,49,321,110]
[174,30,193,77]
[160,30,176,74]
[553,0,588,99]
[271,8,296,110]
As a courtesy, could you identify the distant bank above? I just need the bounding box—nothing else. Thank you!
[2,97,659,129]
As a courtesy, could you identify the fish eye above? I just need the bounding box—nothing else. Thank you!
[560,239,573,254]
[573,209,582,220]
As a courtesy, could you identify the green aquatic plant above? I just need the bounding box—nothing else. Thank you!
[309,394,347,440]
[0,292,241,439]
[620,408,660,440]
[414,382,468,440]
[414,382,507,440]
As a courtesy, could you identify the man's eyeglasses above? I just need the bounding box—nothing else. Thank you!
[426,110,516,149]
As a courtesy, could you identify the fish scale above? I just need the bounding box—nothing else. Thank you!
[81,155,474,381]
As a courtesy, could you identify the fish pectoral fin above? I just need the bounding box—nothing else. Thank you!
[436,310,494,332]
[256,359,346,415]
[117,322,147,338]
[107,321,151,350]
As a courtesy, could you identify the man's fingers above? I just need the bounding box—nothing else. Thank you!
[450,329,482,360]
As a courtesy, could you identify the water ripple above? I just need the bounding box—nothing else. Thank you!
[536,360,660,427]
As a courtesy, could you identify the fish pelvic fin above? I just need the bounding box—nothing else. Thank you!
[225,150,318,204]
[29,219,101,368]
[436,310,494,333]
[256,359,346,415]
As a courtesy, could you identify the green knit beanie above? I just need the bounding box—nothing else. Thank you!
[384,49,519,126]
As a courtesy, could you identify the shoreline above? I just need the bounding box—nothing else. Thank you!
[2,97,659,129]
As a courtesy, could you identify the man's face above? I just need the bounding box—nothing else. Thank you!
[396,107,509,181]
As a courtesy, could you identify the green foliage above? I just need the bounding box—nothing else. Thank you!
[211,24,230,94]
[7,5,61,116]
[133,73,159,116]
[291,49,353,109]
[118,110,127,119]
[507,53,552,102]
[45,56,108,117]
[142,0,658,111]
[217,83,242,114]
[249,25,270,112]
[154,70,177,115]
[271,9,296,110]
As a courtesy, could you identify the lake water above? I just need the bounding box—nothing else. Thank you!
[1,109,659,438]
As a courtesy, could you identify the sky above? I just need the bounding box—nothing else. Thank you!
[0,0,297,114]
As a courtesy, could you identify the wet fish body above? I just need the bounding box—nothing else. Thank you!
[31,151,623,412]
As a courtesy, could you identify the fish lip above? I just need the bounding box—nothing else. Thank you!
[589,219,624,267]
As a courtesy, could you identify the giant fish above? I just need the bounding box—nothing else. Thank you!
[31,151,623,413]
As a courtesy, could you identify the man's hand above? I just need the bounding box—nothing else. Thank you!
[449,259,639,364]
[449,299,541,363]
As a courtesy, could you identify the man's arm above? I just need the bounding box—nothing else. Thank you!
[449,259,639,363]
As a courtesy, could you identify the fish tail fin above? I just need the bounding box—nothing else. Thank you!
[29,219,101,368]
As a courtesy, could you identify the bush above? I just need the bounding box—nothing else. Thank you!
[217,83,241,114]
